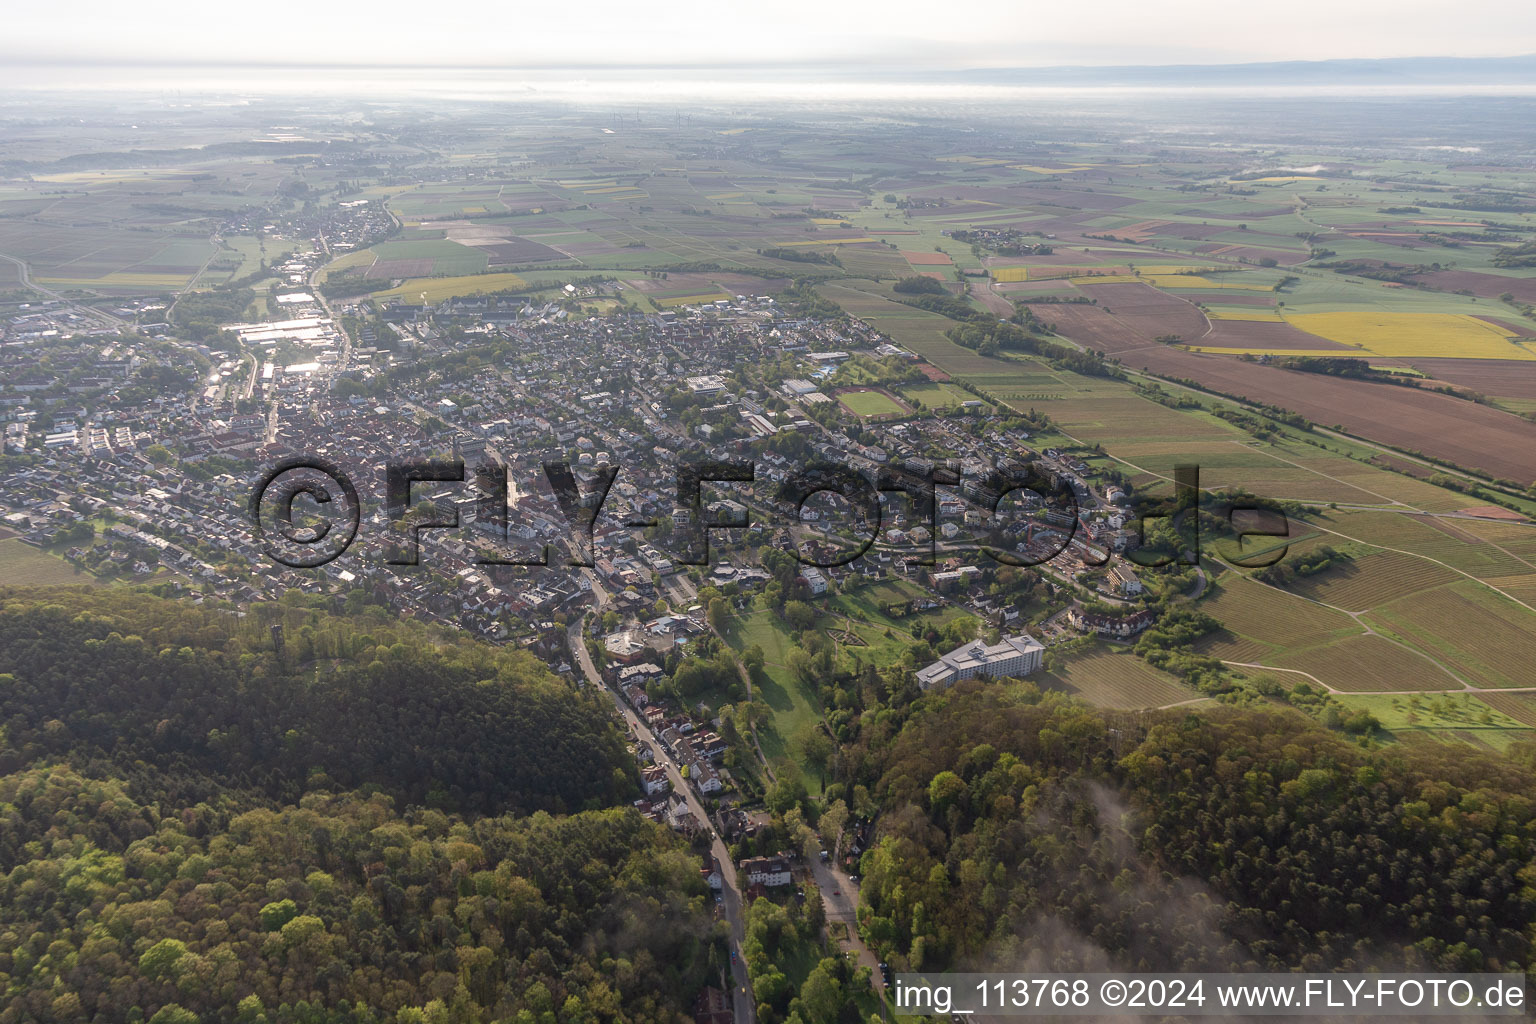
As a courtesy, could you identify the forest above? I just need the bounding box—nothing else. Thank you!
[0,587,718,1024]
[841,681,1536,980]
[0,588,635,816]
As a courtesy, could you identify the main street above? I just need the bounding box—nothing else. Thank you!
[568,598,756,1024]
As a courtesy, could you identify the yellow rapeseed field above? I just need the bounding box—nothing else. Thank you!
[1284,312,1534,361]
[1143,274,1268,290]
[1134,264,1219,275]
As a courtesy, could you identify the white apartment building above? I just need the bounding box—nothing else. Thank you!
[916,633,1045,690]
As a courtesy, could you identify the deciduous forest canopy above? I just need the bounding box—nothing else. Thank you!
[0,588,712,1023]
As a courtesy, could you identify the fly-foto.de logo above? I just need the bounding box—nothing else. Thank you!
[248,456,1288,571]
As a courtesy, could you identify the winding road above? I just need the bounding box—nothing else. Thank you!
[567,602,756,1023]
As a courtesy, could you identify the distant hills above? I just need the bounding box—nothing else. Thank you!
[921,54,1536,88]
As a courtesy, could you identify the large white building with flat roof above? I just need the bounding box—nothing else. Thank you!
[916,633,1045,690]
[685,374,728,398]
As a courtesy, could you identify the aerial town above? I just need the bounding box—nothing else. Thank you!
[4,73,1536,1022]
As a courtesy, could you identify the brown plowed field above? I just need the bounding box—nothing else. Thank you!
[1476,316,1536,337]
[1023,303,1153,355]
[1413,270,1536,303]
[1410,359,1536,399]
[482,238,569,264]
[1073,281,1209,341]
[1121,346,1536,483]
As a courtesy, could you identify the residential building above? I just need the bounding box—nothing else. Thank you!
[739,854,794,888]
[1067,606,1155,639]
[641,766,671,796]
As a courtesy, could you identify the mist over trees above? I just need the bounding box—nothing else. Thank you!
[844,682,1536,977]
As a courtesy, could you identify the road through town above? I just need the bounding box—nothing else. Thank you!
[568,610,756,1023]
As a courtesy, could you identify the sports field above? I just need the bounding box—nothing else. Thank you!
[836,387,911,419]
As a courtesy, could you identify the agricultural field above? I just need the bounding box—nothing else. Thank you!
[838,246,913,279]
[1270,634,1462,692]
[1331,693,1536,751]
[653,292,729,308]
[1141,274,1269,291]
[1363,580,1536,690]
[1476,691,1536,728]
[0,162,291,296]
[364,239,489,277]
[1193,570,1471,693]
[1038,646,1201,709]
[0,541,95,586]
[1195,576,1360,665]
[385,181,559,220]
[1281,550,1462,612]
[370,272,530,304]
[1116,344,1536,483]
[1316,509,1536,581]
[898,381,984,410]
[1190,312,1535,361]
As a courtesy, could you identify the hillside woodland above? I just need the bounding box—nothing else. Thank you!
[0,588,715,1024]
[844,683,1536,978]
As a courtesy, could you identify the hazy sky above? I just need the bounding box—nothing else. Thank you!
[4,0,1535,69]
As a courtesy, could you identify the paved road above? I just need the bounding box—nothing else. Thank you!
[809,857,885,999]
[568,614,756,1023]
[167,233,222,318]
